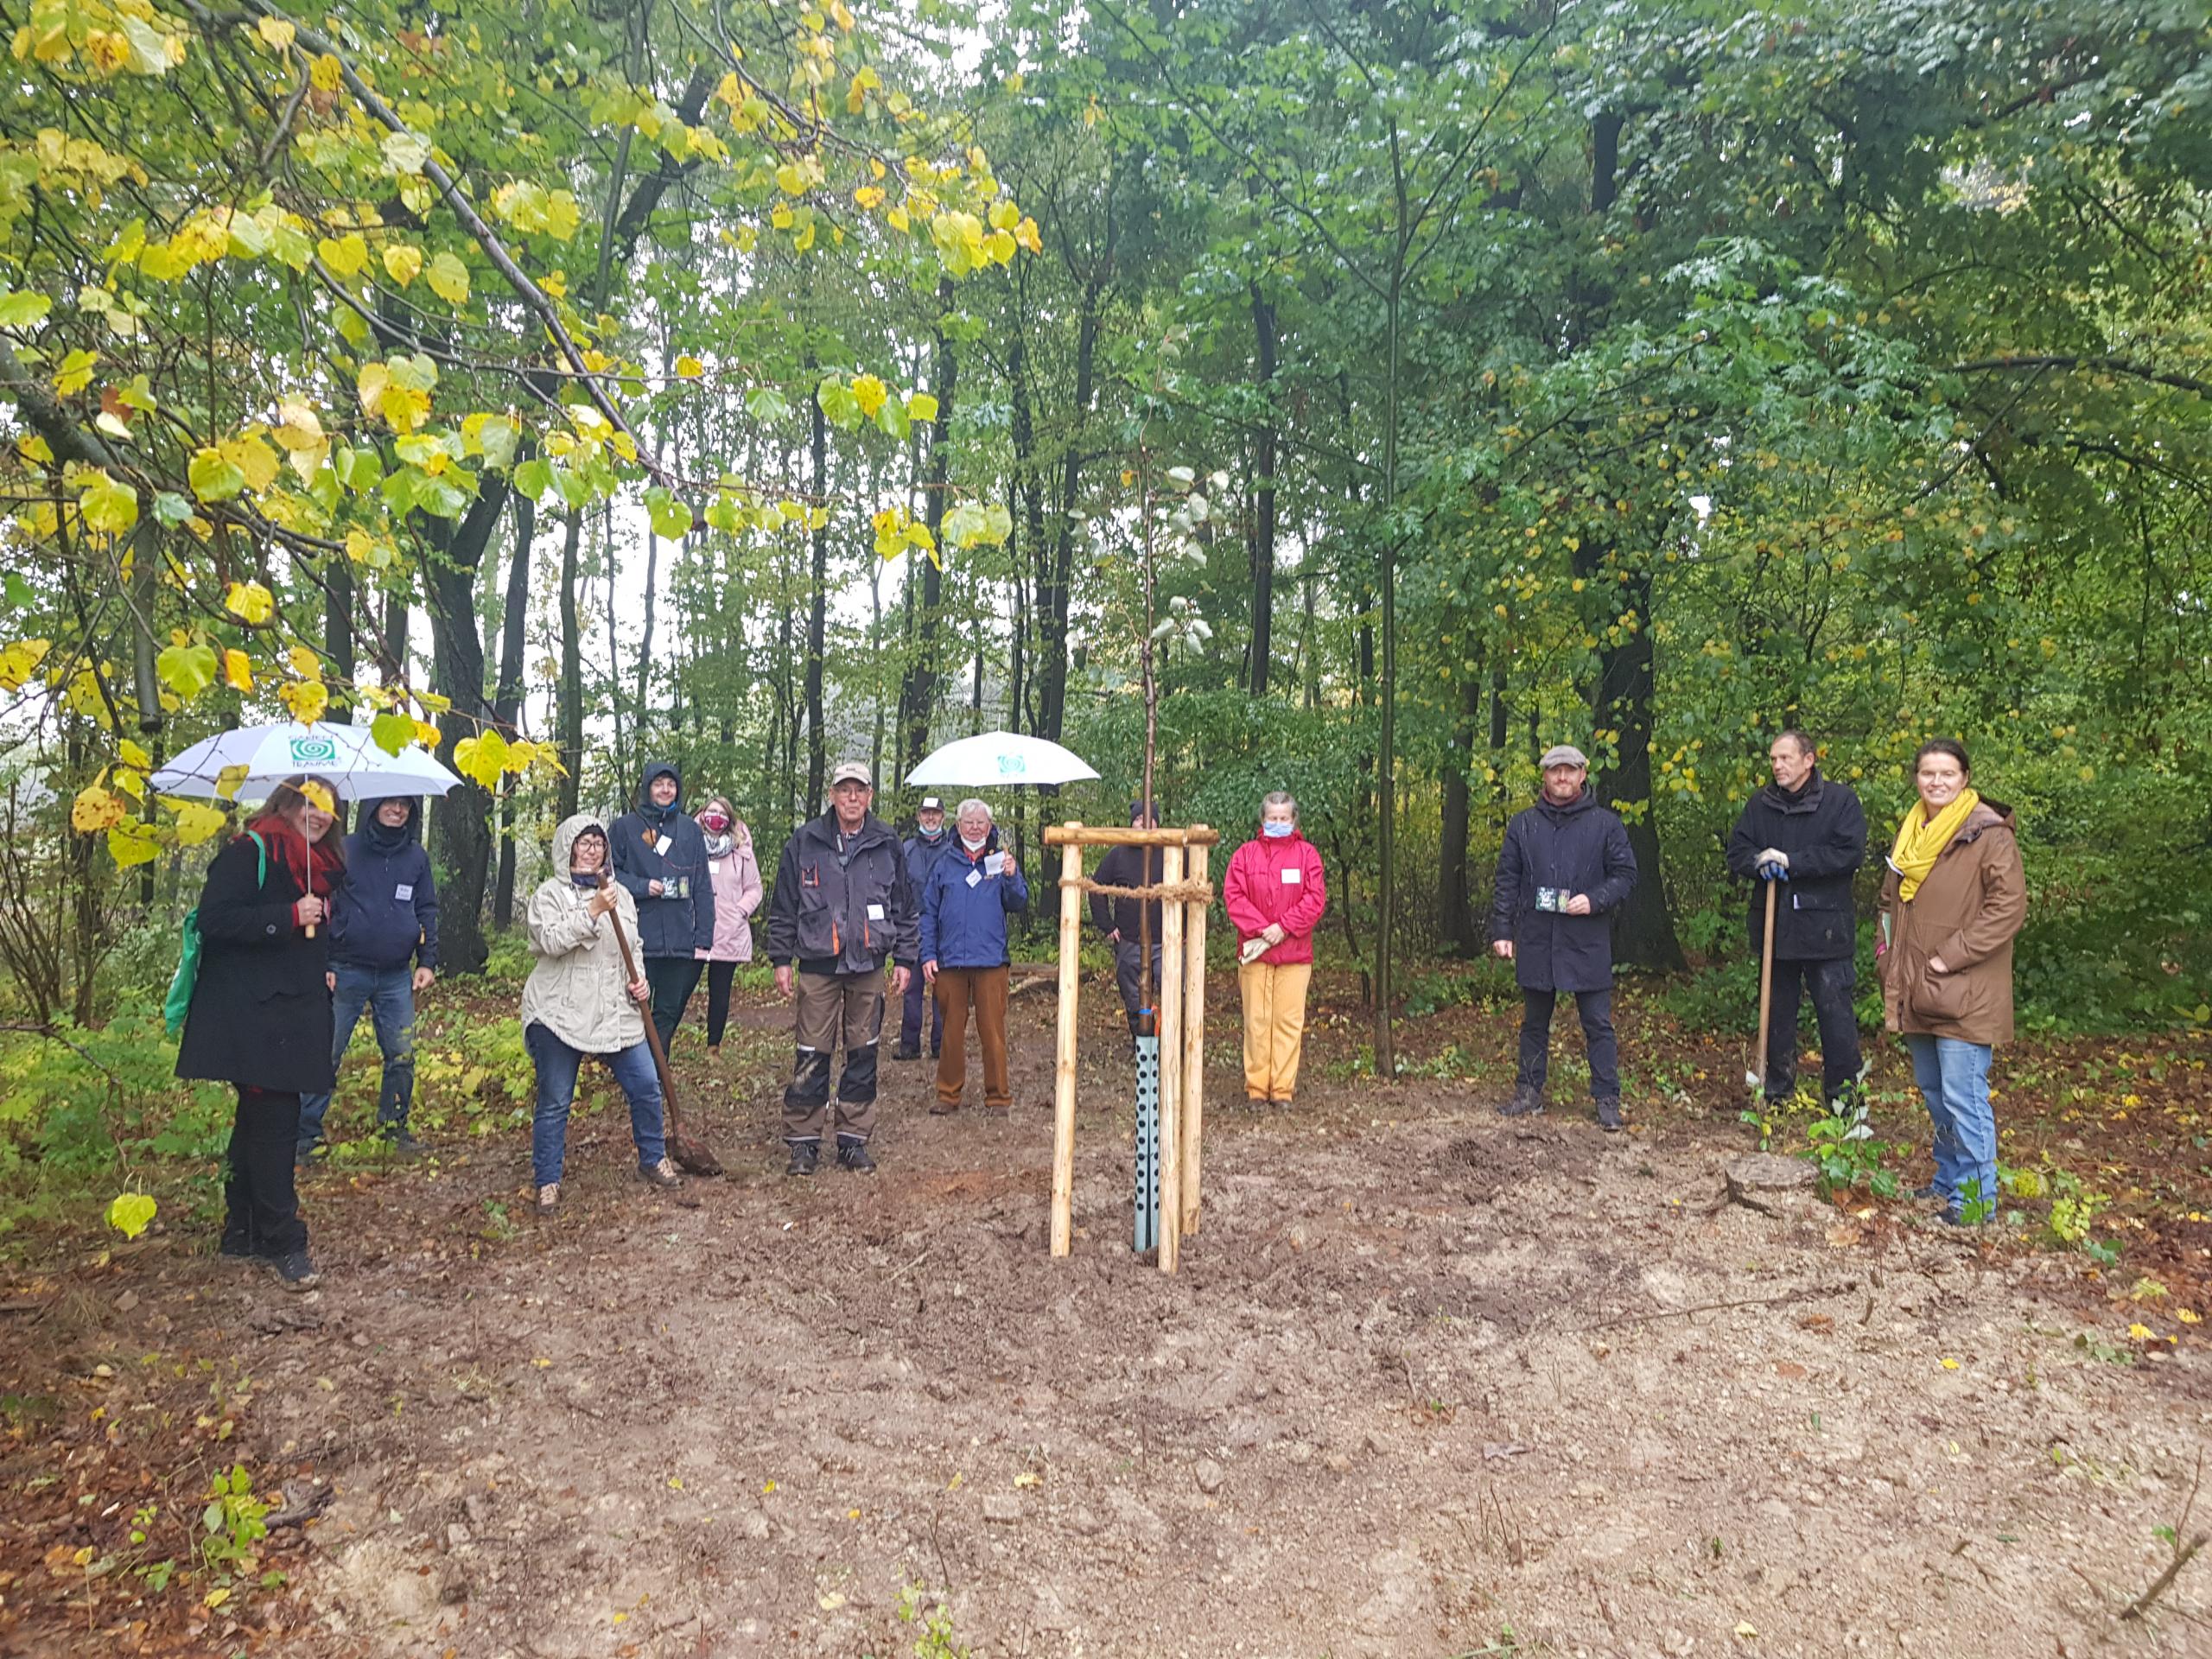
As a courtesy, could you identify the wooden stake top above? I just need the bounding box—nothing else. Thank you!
[1043,822,1220,848]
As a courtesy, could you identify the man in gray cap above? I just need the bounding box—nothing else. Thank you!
[895,796,952,1060]
[765,761,917,1174]
[1489,744,1638,1130]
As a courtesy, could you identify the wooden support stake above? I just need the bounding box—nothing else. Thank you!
[1179,835,1209,1236]
[1156,843,1185,1274]
[1050,833,1084,1257]
[1043,824,1222,848]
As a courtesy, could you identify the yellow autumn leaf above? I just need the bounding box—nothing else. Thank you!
[426,251,469,305]
[224,580,275,624]
[383,243,423,287]
[108,823,160,865]
[287,645,322,680]
[118,738,152,769]
[318,232,367,277]
[2128,1323,2154,1340]
[255,16,296,50]
[308,53,341,92]
[223,648,253,690]
[213,763,250,802]
[296,779,335,814]
[279,679,329,724]
[72,783,126,834]
[105,1191,156,1239]
[1939,1357,1960,1370]
[172,800,228,844]
[675,354,705,379]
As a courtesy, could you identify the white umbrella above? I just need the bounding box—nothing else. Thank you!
[150,721,465,802]
[905,731,1101,789]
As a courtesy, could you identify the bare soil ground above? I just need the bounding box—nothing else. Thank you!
[5,971,2209,1658]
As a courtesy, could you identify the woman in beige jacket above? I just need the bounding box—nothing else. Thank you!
[524,814,682,1212]
[1876,740,2026,1226]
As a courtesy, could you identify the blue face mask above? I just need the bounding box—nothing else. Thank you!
[1262,819,1295,839]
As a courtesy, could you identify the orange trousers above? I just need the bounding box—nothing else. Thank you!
[1237,960,1312,1101]
[933,965,1011,1110]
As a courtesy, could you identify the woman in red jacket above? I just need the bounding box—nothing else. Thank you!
[1222,791,1327,1104]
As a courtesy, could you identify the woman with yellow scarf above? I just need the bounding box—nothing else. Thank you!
[1876,739,2026,1225]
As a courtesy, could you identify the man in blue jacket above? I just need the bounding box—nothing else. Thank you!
[893,796,952,1060]
[919,799,1028,1115]
[299,795,439,1161]
[1490,746,1638,1131]
[609,760,717,1054]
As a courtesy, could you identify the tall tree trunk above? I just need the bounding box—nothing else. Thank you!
[422,484,510,975]
[1248,280,1279,697]
[1440,662,1483,955]
[898,280,957,767]
[492,486,534,930]
[804,365,830,806]
[381,592,409,684]
[1034,205,1112,742]
[324,550,356,719]
[556,506,583,819]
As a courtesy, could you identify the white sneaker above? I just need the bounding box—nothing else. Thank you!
[641,1157,682,1189]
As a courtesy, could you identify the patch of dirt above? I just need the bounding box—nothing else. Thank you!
[5,972,2210,1657]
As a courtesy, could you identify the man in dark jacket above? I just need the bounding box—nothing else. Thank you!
[299,796,439,1161]
[609,760,717,1054]
[1491,745,1639,1131]
[894,796,952,1060]
[1090,799,1163,1045]
[766,761,917,1176]
[1725,729,1867,1115]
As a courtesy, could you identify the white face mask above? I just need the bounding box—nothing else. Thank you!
[960,831,989,853]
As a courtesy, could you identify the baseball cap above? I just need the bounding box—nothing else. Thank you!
[830,761,872,787]
[1540,744,1589,771]
[919,796,942,810]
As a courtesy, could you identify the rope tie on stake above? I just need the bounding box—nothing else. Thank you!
[1059,877,1215,905]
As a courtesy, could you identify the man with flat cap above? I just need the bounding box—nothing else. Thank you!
[1090,799,1163,1050]
[1490,743,1638,1131]
[766,761,917,1175]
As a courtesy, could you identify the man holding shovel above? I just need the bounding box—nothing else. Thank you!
[1726,730,1868,1122]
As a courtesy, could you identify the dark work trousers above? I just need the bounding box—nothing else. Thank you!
[226,1086,308,1257]
[1516,987,1619,1103]
[785,968,887,1145]
[643,956,703,1053]
[1113,939,1163,1039]
[703,960,739,1048]
[1764,956,1864,1105]
[899,963,944,1057]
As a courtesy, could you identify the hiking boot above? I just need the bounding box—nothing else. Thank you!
[892,1046,922,1062]
[640,1156,682,1189]
[836,1136,877,1174]
[535,1182,561,1215]
[929,1097,959,1116]
[295,1141,327,1170]
[785,1139,821,1178]
[1595,1097,1624,1134]
[1497,1085,1545,1118]
[380,1125,427,1159]
[269,1249,321,1292]
[219,1233,253,1261]
[1911,1180,1945,1202]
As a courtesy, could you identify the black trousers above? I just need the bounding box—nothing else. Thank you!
[1114,939,1163,1038]
[1765,956,1864,1104]
[644,956,703,1053]
[703,959,738,1048]
[1516,988,1619,1102]
[225,1086,307,1257]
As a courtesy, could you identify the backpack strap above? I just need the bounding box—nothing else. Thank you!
[245,830,267,888]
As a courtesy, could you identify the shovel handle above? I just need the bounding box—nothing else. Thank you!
[1753,880,1778,1091]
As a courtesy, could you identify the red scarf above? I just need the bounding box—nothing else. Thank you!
[243,814,344,898]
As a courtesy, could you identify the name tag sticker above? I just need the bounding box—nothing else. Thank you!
[867,903,887,921]
[395,884,414,901]
[1281,867,1302,884]
[653,837,670,858]
[966,868,983,888]
[983,853,1006,876]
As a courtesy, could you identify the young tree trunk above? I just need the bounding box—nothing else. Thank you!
[556,506,583,820]
[898,280,957,767]
[1248,280,1279,697]
[1440,663,1483,955]
[804,369,830,806]
[492,486,534,930]
[1034,242,1109,742]
[324,550,355,719]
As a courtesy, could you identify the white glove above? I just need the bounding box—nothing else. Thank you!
[1757,849,1789,870]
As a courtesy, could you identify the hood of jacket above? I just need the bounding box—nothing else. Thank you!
[552,811,609,874]
[1535,785,1598,823]
[637,760,683,822]
[1758,770,1827,816]
[356,795,423,854]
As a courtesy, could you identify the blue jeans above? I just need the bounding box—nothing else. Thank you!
[1904,1034,1997,1219]
[298,962,416,1153]
[525,1021,666,1187]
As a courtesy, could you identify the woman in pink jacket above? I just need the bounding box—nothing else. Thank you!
[1222,791,1327,1105]
[692,796,764,1061]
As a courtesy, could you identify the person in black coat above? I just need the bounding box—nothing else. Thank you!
[1090,799,1164,1046]
[608,759,717,1053]
[1725,729,1868,1114]
[297,796,440,1161]
[1490,746,1638,1131]
[175,776,344,1290]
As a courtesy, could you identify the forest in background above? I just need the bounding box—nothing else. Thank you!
[0,0,2207,1096]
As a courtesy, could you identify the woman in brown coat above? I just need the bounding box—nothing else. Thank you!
[1876,739,2026,1225]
